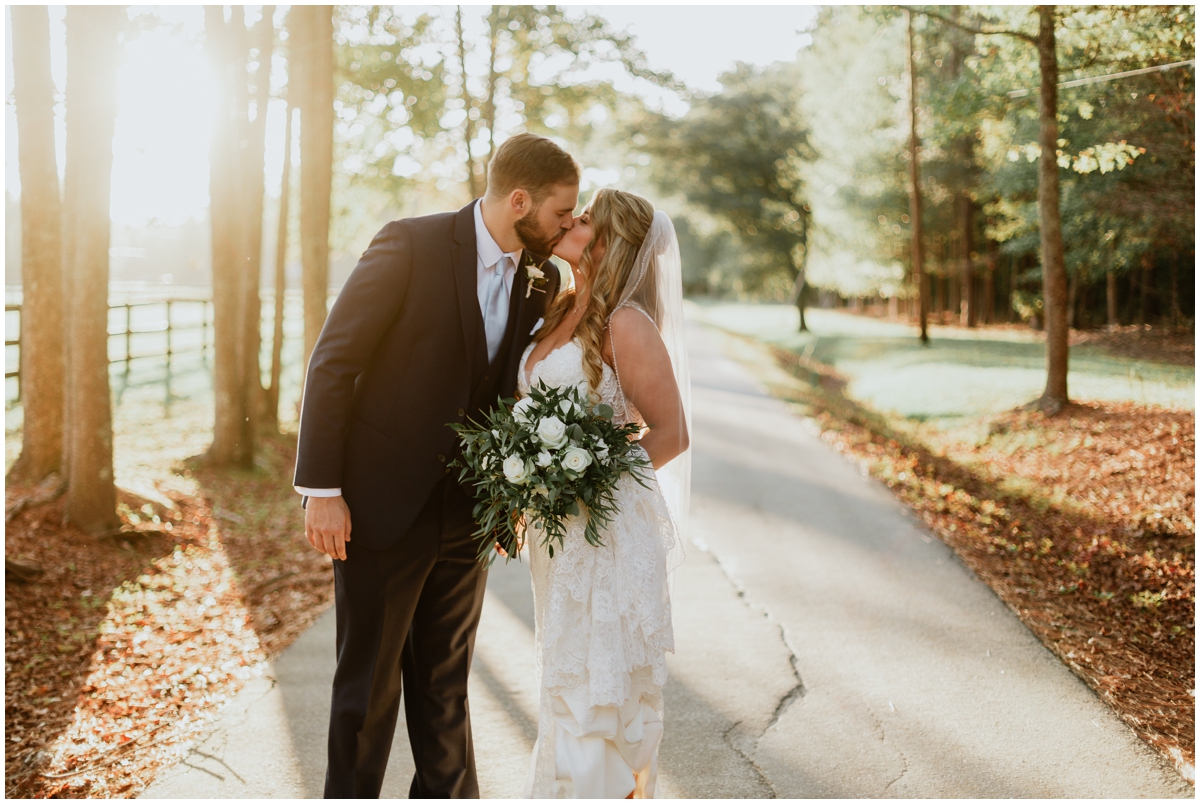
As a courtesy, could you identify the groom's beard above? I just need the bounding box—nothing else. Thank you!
[515,214,566,262]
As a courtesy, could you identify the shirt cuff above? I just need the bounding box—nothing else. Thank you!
[295,486,342,498]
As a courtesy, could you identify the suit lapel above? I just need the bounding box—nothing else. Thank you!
[451,202,487,385]
[501,253,550,373]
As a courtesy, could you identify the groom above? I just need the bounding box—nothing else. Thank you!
[294,133,579,798]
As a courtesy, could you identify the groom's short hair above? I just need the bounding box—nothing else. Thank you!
[485,133,579,204]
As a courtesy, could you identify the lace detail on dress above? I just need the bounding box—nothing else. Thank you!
[517,340,676,798]
[520,339,642,427]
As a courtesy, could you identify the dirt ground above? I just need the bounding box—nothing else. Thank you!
[5,429,333,798]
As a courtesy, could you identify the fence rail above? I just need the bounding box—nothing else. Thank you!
[6,298,214,408]
[6,292,319,415]
[4,305,19,388]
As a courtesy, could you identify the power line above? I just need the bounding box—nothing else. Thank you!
[1007,58,1195,98]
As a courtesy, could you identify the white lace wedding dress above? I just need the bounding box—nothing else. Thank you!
[517,339,676,799]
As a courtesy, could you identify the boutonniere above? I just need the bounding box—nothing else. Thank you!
[525,262,549,298]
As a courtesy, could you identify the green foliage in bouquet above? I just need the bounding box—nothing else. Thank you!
[449,381,652,565]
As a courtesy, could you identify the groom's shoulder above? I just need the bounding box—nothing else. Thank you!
[398,208,456,230]
[388,204,470,240]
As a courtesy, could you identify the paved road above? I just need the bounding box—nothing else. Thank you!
[143,318,1190,798]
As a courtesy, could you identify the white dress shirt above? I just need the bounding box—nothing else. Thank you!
[473,198,522,325]
[297,201,521,499]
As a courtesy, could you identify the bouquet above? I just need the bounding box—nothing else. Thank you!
[449,380,652,565]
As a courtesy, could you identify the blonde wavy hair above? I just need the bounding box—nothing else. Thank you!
[534,188,656,399]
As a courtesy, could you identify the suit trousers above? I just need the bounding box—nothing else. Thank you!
[325,475,488,799]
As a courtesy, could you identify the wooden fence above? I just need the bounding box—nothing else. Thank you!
[5,299,215,409]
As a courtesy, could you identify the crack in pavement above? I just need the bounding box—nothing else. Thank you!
[721,718,777,799]
[870,699,909,795]
[883,746,910,796]
[696,538,807,798]
[157,672,278,784]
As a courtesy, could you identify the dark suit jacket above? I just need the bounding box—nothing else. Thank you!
[294,201,561,549]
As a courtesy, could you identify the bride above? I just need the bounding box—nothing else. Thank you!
[515,188,691,799]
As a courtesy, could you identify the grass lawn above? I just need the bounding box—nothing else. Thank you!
[696,303,1194,420]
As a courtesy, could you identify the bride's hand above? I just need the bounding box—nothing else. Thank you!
[495,515,527,558]
[494,535,525,558]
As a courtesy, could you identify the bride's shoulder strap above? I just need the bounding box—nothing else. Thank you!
[605,303,655,333]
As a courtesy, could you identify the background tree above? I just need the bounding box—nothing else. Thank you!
[8,6,65,484]
[914,6,991,331]
[906,4,1166,412]
[1032,6,1070,413]
[63,5,121,532]
[793,8,912,308]
[330,4,677,222]
[788,6,1190,411]
[205,6,254,467]
[467,6,680,179]
[267,98,295,429]
[906,9,930,344]
[204,6,280,464]
[976,6,1195,332]
[453,6,484,199]
[243,7,275,425]
[296,5,335,381]
[640,62,813,326]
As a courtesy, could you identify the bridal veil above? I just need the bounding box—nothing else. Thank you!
[608,209,691,583]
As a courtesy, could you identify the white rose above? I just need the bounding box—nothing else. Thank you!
[536,416,568,449]
[561,446,593,474]
[527,264,545,281]
[535,450,553,468]
[557,398,582,419]
[512,397,536,425]
[502,454,530,485]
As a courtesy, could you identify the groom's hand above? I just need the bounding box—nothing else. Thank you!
[305,495,352,561]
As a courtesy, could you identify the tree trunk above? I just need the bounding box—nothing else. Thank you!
[906,11,929,345]
[1168,259,1181,327]
[983,239,997,325]
[949,266,960,323]
[1035,6,1069,413]
[9,6,65,485]
[960,194,975,327]
[944,7,977,329]
[243,7,275,429]
[1105,270,1117,329]
[1009,255,1020,323]
[299,5,334,383]
[1137,254,1150,326]
[789,270,808,332]
[267,101,294,429]
[1066,269,1077,329]
[456,6,485,200]
[63,6,120,533]
[483,6,500,177]
[206,6,254,467]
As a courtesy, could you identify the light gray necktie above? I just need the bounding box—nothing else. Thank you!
[483,255,510,364]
